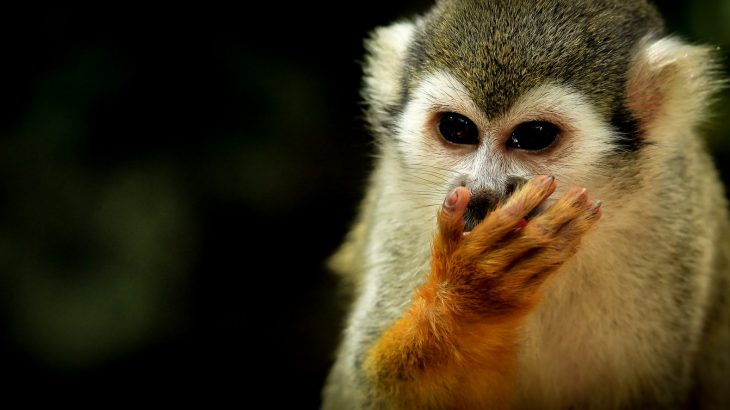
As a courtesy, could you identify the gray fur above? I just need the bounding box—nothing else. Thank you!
[409,0,664,118]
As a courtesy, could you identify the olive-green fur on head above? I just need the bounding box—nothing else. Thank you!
[409,0,665,120]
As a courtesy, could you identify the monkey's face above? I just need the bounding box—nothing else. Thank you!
[364,0,665,230]
[392,71,617,230]
[367,1,713,231]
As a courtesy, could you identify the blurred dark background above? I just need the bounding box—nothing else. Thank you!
[0,1,728,406]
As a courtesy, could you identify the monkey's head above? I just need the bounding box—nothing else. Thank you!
[364,0,719,229]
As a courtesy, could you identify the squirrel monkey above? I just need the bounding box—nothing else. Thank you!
[323,0,730,408]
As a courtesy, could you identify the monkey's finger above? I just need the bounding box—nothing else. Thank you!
[470,190,599,278]
[465,201,599,310]
[502,199,601,293]
[498,188,599,267]
[464,175,556,252]
[526,186,593,233]
[435,187,471,253]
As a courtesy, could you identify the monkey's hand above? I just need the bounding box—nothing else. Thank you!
[431,175,601,318]
[365,176,600,409]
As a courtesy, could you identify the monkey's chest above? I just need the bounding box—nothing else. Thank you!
[512,269,668,408]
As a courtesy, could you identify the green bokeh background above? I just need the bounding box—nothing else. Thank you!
[0,1,727,406]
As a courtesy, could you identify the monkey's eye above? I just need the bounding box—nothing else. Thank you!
[507,121,560,151]
[438,113,479,145]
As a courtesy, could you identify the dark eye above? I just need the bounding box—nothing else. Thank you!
[438,113,479,145]
[507,121,560,151]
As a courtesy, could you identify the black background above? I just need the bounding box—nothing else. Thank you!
[0,2,727,407]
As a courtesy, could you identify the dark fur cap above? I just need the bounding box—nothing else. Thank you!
[409,0,665,119]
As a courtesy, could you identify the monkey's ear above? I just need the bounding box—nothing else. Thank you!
[627,36,722,138]
[362,21,417,120]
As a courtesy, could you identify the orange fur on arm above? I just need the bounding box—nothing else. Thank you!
[365,279,524,409]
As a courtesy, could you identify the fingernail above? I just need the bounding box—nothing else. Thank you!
[445,188,460,208]
[541,175,555,186]
[575,187,587,201]
[592,200,602,212]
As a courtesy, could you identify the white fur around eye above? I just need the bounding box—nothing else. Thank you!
[396,70,485,147]
[498,84,618,188]
[394,71,515,188]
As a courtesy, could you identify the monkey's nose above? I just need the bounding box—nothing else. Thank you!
[505,176,528,197]
[462,177,528,231]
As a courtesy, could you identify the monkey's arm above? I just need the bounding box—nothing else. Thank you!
[364,177,600,409]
